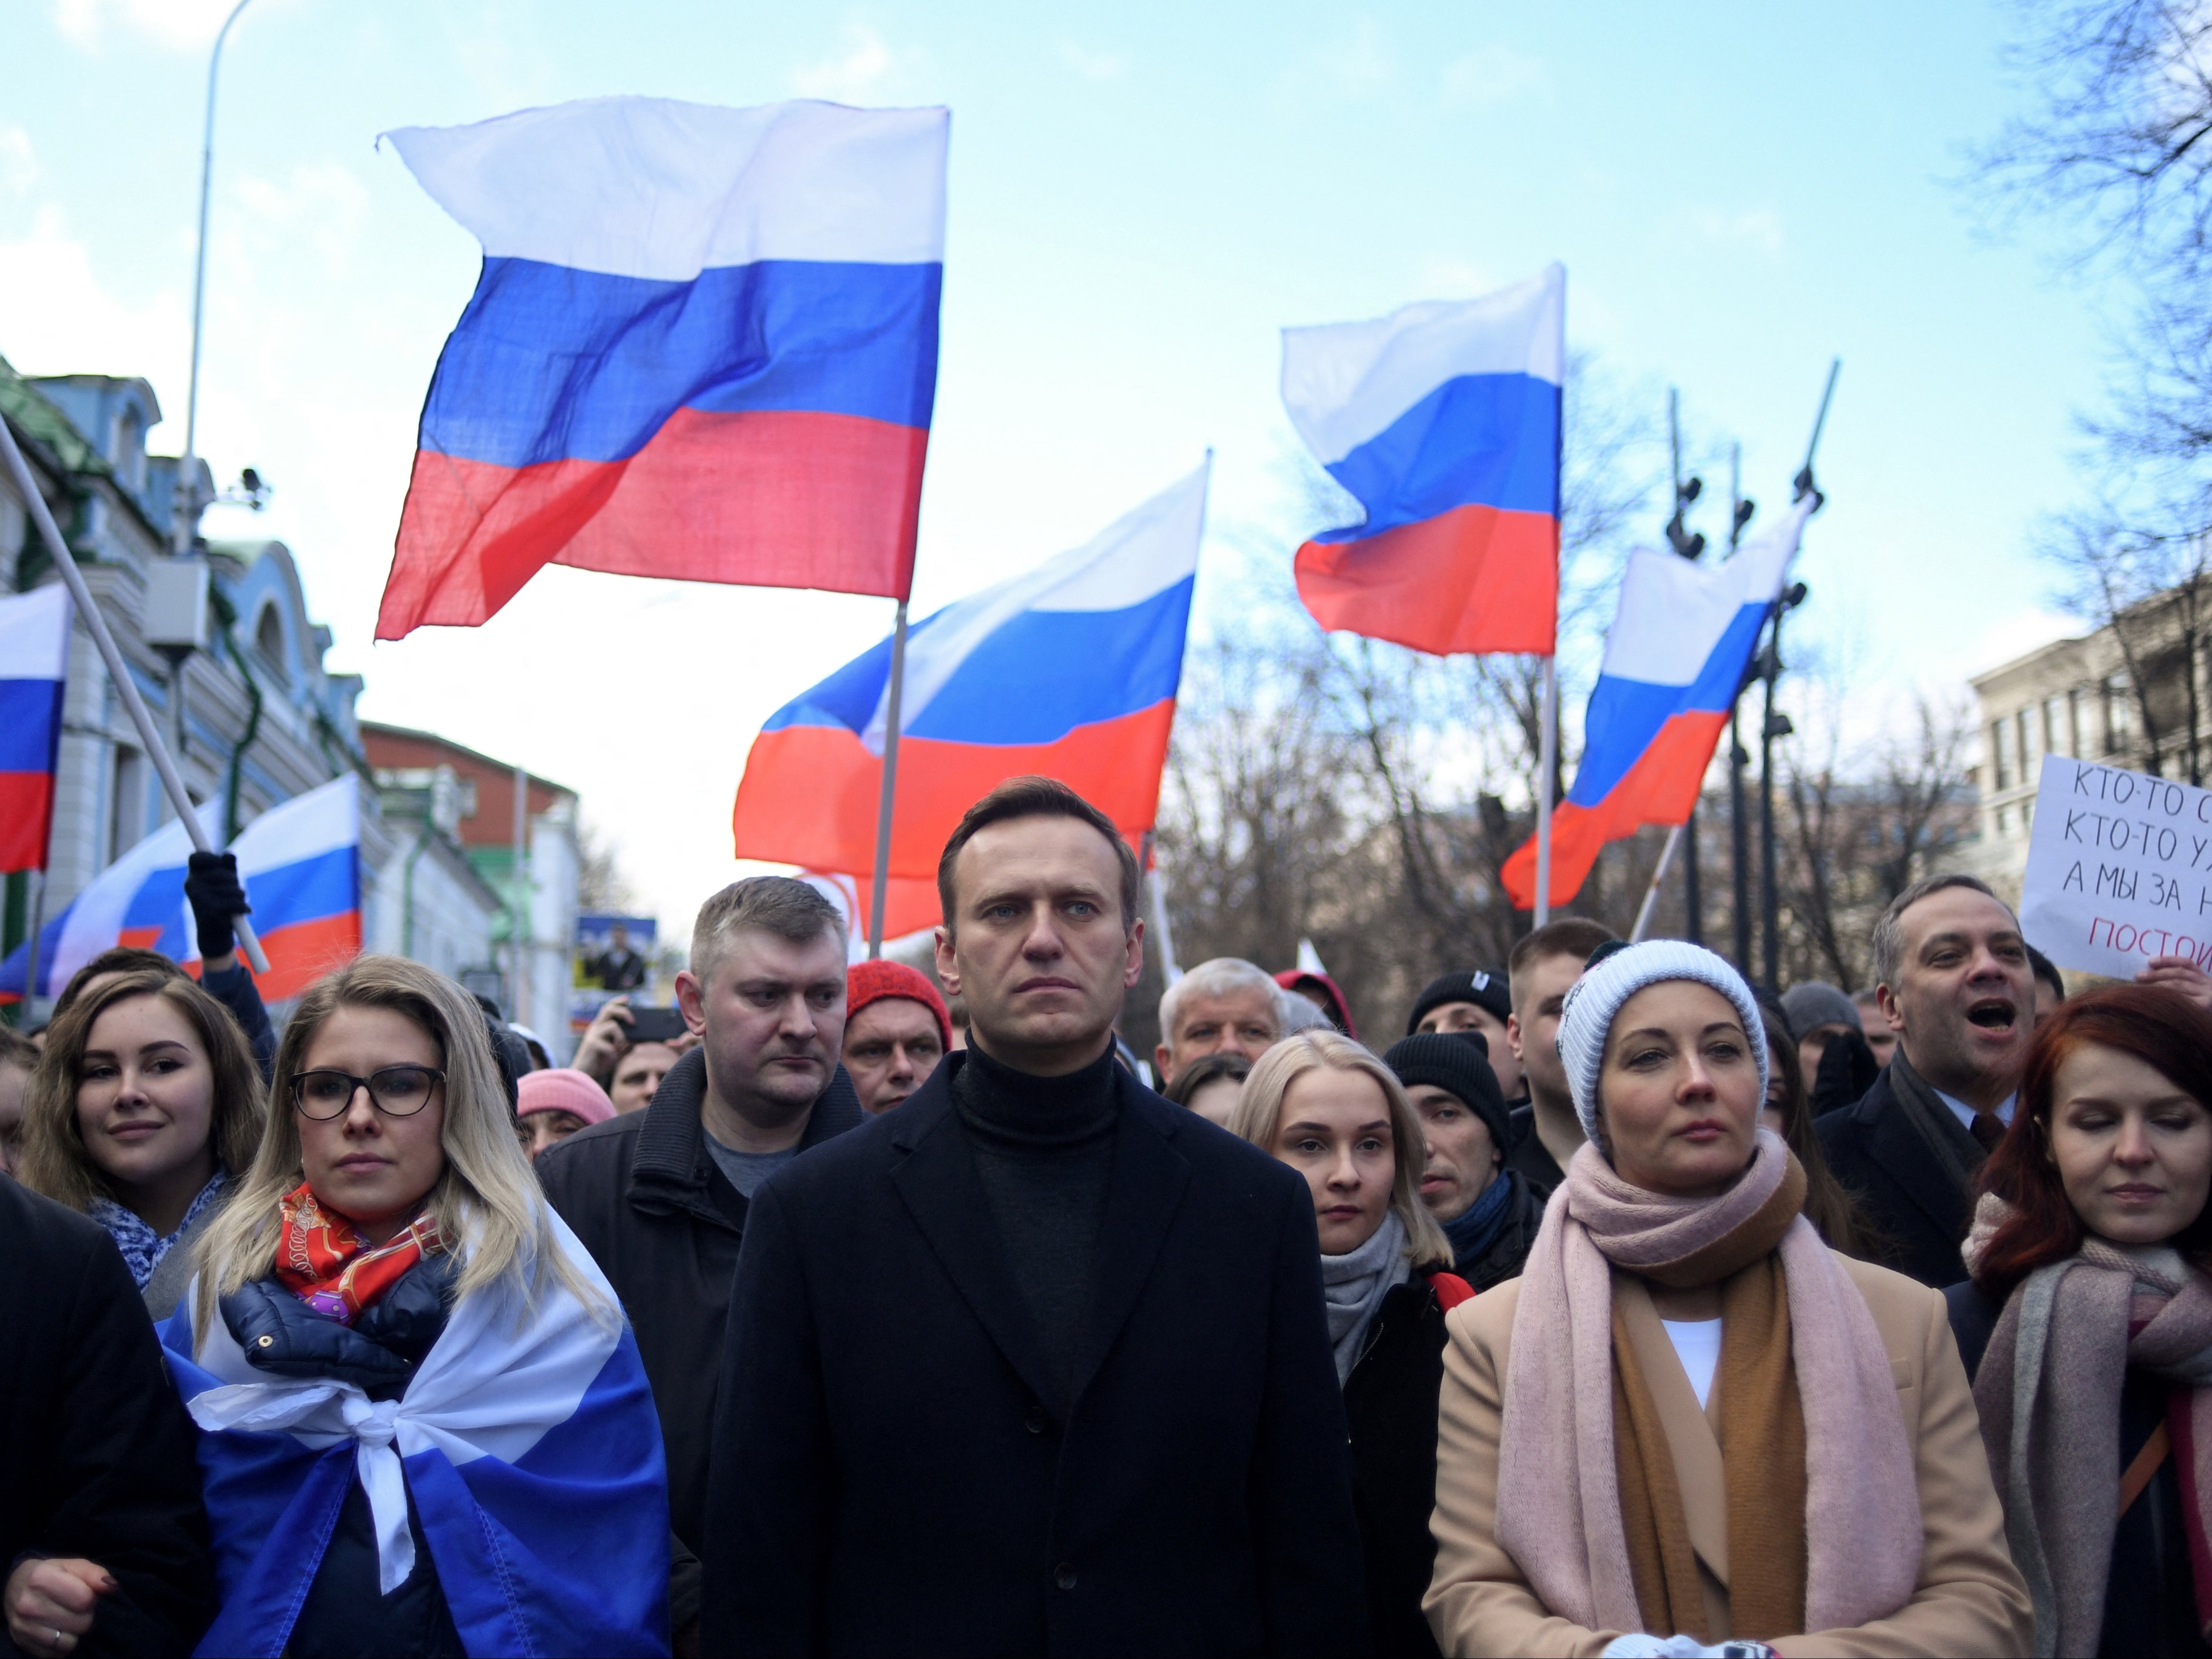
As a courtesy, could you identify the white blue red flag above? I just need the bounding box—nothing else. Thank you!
[1282,264,1563,656]
[0,773,362,1004]
[1502,494,1817,909]
[159,1209,669,1657]
[375,96,949,640]
[0,584,71,873]
[734,462,1209,936]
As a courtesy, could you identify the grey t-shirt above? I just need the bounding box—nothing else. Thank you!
[705,1134,798,1199]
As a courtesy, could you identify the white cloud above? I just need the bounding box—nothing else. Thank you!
[1279,18,1395,104]
[1412,255,1506,299]
[0,205,188,394]
[789,23,928,103]
[0,127,36,197]
[230,159,370,274]
[1690,206,1786,260]
[49,0,265,52]
[1058,41,1127,83]
[1440,44,1549,107]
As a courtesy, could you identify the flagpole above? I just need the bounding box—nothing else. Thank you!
[0,410,269,973]
[1533,654,1558,927]
[22,869,44,1019]
[1145,839,1182,985]
[866,599,910,960]
[1630,823,1683,943]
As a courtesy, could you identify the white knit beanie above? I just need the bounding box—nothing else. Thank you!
[1555,939,1769,1143]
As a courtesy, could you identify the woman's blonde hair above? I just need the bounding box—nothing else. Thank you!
[192,954,609,1337]
[19,967,266,1212]
[1229,1030,1453,1270]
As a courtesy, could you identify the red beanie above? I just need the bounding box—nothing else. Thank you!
[846,960,952,1049]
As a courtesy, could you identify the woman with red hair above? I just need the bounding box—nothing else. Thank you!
[1949,983,2212,1659]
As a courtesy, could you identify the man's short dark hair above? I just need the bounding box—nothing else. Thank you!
[1506,918,1619,1008]
[690,876,847,981]
[2026,944,2065,1002]
[936,777,1140,939]
[1869,873,2011,991]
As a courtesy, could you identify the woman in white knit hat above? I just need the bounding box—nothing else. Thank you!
[1423,939,2033,1658]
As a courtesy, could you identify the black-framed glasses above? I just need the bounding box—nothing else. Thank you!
[290,1066,445,1120]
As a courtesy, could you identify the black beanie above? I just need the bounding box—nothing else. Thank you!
[1384,1032,1510,1149]
[1404,969,1511,1036]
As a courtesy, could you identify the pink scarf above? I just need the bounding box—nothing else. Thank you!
[1494,1129,1922,1636]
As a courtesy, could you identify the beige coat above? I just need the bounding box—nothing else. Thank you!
[1423,1251,2033,1657]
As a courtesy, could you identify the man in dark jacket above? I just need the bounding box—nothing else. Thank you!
[1384,1032,1542,1290]
[702,778,1367,1658]
[1500,918,1617,1195]
[537,876,863,1643]
[1,1177,212,1658]
[1817,874,2034,1288]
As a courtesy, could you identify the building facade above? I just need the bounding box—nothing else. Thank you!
[0,358,397,973]
[1969,600,2186,903]
[361,723,580,1060]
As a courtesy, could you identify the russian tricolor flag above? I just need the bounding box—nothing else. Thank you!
[1502,495,1817,910]
[0,774,362,1004]
[0,584,70,874]
[733,464,1208,935]
[375,97,948,640]
[1282,264,1563,656]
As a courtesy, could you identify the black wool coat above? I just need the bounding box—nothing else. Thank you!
[0,1178,213,1658]
[699,1051,1369,1659]
[1346,1273,1467,1659]
[535,1049,863,1591]
[1815,1065,1975,1288]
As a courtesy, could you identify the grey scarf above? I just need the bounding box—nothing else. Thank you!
[1966,1209,2212,1657]
[1884,1047,1986,1198]
[1321,1209,1409,1385]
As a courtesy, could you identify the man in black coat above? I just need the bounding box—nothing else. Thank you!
[702,778,1367,1658]
[1,1177,212,1658]
[1817,875,2035,1288]
[537,876,863,1643]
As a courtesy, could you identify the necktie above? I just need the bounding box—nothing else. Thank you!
[1970,1112,2005,1153]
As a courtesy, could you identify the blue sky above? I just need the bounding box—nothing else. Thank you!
[0,0,2110,925]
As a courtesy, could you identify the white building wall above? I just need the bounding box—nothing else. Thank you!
[521,806,579,1064]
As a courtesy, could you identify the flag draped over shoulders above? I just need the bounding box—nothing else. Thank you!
[159,1206,670,1659]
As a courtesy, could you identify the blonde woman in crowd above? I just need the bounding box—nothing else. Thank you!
[1424,940,2032,1657]
[1231,1030,1474,1657]
[163,956,671,1658]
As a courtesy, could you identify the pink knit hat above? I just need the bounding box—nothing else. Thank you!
[516,1067,615,1127]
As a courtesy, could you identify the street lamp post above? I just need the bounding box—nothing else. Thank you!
[174,0,257,554]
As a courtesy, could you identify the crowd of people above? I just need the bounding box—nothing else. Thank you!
[6,778,2212,1657]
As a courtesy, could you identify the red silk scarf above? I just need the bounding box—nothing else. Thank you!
[273,1182,442,1325]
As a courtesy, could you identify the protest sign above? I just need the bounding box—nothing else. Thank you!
[2019,754,2212,979]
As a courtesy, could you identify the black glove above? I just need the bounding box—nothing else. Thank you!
[184,850,250,962]
[1810,1026,1880,1118]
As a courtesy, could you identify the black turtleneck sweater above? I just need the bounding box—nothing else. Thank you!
[951,1042,1120,1411]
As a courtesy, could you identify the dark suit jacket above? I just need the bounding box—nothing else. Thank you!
[700,1051,1368,1659]
[1816,1064,1974,1288]
[0,1178,213,1657]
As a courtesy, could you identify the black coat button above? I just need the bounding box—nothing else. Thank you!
[1054,1563,1077,1591]
[1025,1407,1048,1435]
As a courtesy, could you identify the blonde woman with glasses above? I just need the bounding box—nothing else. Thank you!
[162,956,671,1658]
[1230,1030,1474,1658]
